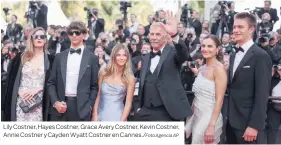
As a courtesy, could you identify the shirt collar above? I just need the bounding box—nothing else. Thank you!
[240,39,254,53]
[153,45,165,53]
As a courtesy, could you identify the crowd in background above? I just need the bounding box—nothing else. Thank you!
[1,0,281,144]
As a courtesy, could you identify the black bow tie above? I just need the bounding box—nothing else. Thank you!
[150,51,161,58]
[70,48,81,54]
[235,47,244,53]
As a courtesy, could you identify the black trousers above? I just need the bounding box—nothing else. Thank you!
[133,105,178,121]
[266,103,281,144]
[226,121,266,144]
[49,97,82,121]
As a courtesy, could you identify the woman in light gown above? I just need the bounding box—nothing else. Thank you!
[185,35,227,144]
[92,44,135,121]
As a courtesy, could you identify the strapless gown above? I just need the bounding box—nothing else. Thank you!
[98,81,127,121]
[185,72,223,144]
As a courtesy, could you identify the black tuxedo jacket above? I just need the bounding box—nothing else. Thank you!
[47,48,99,120]
[135,39,192,120]
[228,44,272,130]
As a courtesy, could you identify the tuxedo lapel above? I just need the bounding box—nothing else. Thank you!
[232,45,255,81]
[60,50,69,87]
[78,49,90,84]
[157,45,170,76]
[140,54,150,90]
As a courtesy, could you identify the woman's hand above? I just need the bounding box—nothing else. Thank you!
[204,125,215,144]
[21,89,41,104]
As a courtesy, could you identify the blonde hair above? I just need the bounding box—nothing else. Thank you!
[21,27,47,64]
[104,43,133,87]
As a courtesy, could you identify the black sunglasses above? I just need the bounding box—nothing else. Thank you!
[32,35,47,40]
[68,31,82,36]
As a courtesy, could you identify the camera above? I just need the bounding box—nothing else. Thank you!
[272,64,281,79]
[101,39,107,43]
[224,44,236,54]
[120,1,131,13]
[249,7,263,14]
[2,8,10,15]
[84,7,96,18]
[189,61,198,68]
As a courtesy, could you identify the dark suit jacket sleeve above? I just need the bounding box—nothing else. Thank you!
[97,19,105,32]
[271,9,279,23]
[90,55,99,107]
[173,38,189,64]
[248,52,272,130]
[46,54,60,105]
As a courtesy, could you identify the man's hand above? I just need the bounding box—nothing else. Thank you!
[159,11,177,36]
[54,102,67,114]
[243,126,258,142]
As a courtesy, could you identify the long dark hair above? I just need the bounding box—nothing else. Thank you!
[202,34,224,63]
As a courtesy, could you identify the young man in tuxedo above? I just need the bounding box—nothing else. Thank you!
[226,12,272,144]
[133,11,192,121]
[47,21,99,121]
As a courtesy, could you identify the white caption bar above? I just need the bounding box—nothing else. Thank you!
[0,122,184,145]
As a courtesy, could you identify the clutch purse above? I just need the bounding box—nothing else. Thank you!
[19,94,42,113]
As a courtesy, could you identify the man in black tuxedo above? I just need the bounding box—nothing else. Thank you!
[188,10,202,37]
[226,12,272,144]
[134,11,192,121]
[47,21,99,121]
[87,8,104,39]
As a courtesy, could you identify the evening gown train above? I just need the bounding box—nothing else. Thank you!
[98,81,127,121]
[185,67,223,144]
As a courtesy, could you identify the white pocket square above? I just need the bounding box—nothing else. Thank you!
[87,65,90,67]
[243,66,250,68]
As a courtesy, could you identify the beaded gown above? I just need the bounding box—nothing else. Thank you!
[185,66,223,144]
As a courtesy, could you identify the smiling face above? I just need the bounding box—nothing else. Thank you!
[233,18,255,45]
[201,38,219,60]
[115,48,128,67]
[149,23,166,51]
[32,30,46,48]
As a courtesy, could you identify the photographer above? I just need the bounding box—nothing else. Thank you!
[48,26,69,56]
[177,22,186,38]
[1,40,14,72]
[26,1,48,30]
[96,32,115,58]
[259,31,281,64]
[87,8,105,39]
[131,43,151,78]
[257,13,274,37]
[6,15,23,44]
[188,10,202,37]
[221,32,235,54]
[266,64,281,144]
[128,33,142,58]
[269,31,281,63]
[257,0,279,24]
[94,45,107,70]
[183,27,200,57]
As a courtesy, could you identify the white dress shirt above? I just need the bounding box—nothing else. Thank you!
[233,39,254,76]
[272,81,281,97]
[65,46,84,96]
[150,36,180,73]
[150,46,164,73]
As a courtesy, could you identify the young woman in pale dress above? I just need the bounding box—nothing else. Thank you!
[185,35,227,144]
[92,44,135,121]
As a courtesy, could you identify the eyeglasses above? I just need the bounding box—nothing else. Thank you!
[68,31,82,36]
[32,35,47,40]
